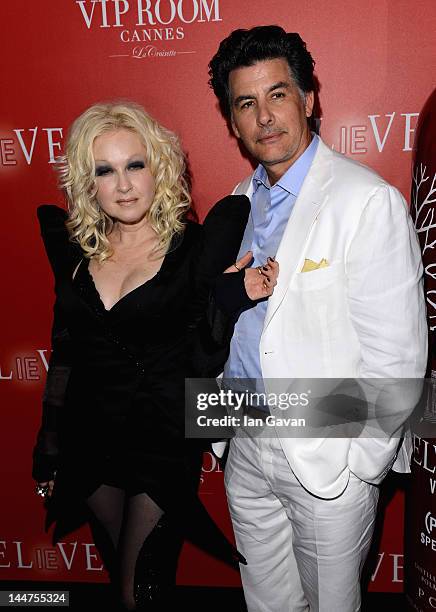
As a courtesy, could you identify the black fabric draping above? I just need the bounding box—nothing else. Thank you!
[32,196,249,564]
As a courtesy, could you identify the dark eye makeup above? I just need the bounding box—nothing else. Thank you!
[95,160,145,177]
[128,161,145,170]
[95,165,112,177]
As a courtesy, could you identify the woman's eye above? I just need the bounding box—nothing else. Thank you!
[128,161,145,171]
[95,166,112,177]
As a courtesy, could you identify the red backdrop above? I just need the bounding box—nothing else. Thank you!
[1,0,435,590]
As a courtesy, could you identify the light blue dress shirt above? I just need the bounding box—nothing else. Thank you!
[223,135,319,393]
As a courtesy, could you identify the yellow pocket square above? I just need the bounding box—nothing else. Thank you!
[301,258,329,273]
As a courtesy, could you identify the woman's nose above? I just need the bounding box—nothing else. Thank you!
[117,171,132,193]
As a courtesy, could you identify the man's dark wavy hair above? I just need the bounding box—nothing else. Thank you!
[208,25,315,119]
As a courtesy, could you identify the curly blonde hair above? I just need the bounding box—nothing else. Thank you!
[57,101,191,261]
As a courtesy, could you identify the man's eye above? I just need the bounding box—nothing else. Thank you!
[95,166,112,177]
[272,92,285,99]
[241,101,254,110]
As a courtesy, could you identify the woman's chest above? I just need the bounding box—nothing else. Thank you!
[88,252,165,312]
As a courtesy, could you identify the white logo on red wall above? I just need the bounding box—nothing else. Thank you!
[0,350,50,382]
[370,551,404,584]
[0,128,63,168]
[199,450,222,488]
[327,111,419,154]
[0,540,105,573]
[75,0,222,59]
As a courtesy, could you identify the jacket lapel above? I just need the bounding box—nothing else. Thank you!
[263,139,334,331]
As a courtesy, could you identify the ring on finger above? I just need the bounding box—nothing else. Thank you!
[35,484,49,498]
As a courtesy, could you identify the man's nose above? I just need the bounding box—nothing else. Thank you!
[256,100,274,127]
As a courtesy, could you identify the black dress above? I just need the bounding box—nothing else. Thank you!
[32,196,249,559]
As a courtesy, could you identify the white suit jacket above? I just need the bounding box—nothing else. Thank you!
[220,138,427,499]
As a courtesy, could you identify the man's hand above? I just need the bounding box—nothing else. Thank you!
[225,251,279,300]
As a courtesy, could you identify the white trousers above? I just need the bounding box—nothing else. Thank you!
[225,434,379,612]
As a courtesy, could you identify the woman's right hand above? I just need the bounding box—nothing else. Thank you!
[32,431,59,498]
[35,479,55,499]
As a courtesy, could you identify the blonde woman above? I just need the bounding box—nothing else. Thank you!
[32,102,277,610]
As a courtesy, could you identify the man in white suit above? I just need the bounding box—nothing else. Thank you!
[208,26,427,611]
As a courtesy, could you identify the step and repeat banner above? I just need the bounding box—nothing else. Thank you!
[1,0,435,592]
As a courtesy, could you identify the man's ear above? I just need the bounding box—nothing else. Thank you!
[305,91,315,118]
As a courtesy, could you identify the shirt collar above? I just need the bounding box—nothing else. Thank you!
[252,133,319,197]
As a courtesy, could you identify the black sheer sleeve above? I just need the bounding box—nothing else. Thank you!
[32,302,72,481]
[189,195,252,377]
[32,205,78,482]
